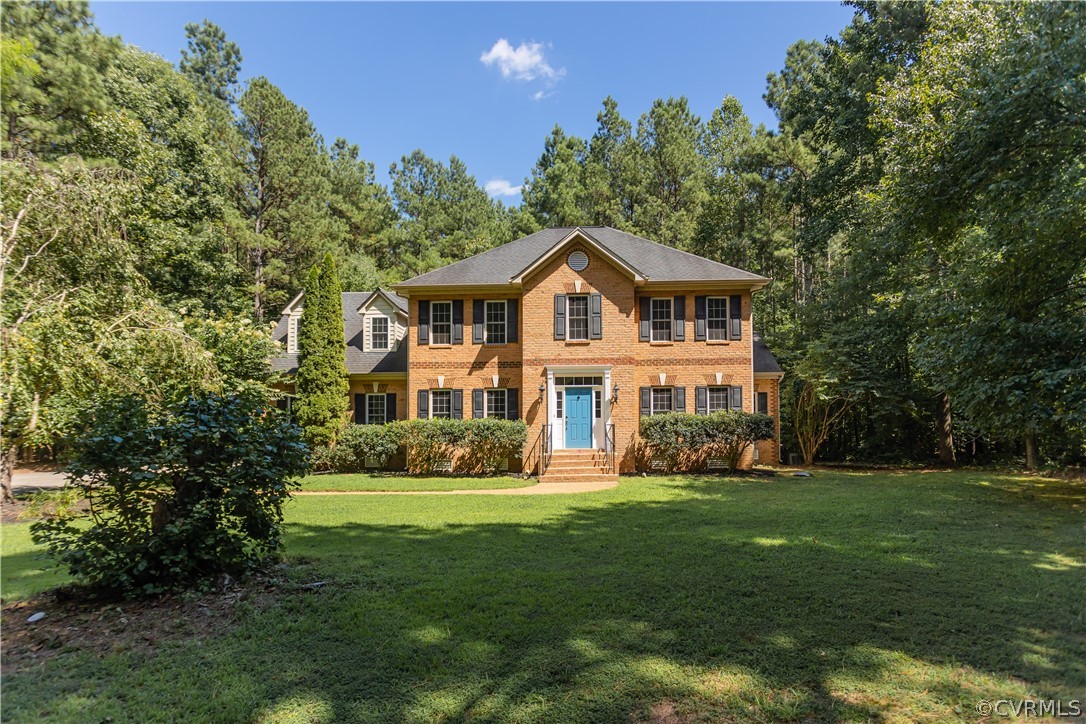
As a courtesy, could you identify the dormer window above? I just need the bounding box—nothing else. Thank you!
[288,315,300,353]
[371,316,389,351]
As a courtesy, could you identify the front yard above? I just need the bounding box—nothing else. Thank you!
[298,472,531,492]
[2,470,1083,722]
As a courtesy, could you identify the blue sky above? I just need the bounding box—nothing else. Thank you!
[90,2,855,202]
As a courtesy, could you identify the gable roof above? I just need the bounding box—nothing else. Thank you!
[394,226,768,289]
[753,332,784,375]
[270,291,407,376]
[356,288,408,314]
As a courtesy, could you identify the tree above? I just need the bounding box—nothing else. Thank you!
[293,253,349,447]
[584,96,633,226]
[179,19,242,105]
[31,392,308,597]
[326,138,397,287]
[522,125,591,227]
[231,77,334,321]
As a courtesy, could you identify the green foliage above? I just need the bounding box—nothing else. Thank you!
[397,418,469,474]
[30,392,308,597]
[396,418,527,475]
[179,19,242,105]
[640,412,775,473]
[294,254,349,447]
[462,417,529,474]
[312,423,404,473]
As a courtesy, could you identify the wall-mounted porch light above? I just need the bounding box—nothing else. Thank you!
[611,384,620,403]
[538,383,546,402]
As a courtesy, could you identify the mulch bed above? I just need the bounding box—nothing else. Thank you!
[1,577,280,675]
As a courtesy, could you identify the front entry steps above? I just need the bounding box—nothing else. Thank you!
[541,449,618,484]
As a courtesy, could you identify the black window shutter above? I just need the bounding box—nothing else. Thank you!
[452,300,464,344]
[695,386,708,415]
[452,389,463,419]
[675,386,686,412]
[730,385,742,411]
[418,301,430,344]
[694,296,707,341]
[674,296,686,341]
[639,297,651,341]
[417,389,428,419]
[640,387,651,417]
[730,295,742,340]
[590,293,603,339]
[472,389,484,418]
[386,393,397,421]
[354,394,365,424]
[554,294,566,340]
[506,388,519,420]
[507,299,518,343]
[472,299,484,343]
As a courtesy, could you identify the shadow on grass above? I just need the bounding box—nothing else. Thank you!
[3,472,1085,722]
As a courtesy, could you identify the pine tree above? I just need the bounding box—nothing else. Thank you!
[294,253,349,447]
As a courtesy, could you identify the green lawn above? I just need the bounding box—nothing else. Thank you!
[298,472,531,492]
[3,471,1084,722]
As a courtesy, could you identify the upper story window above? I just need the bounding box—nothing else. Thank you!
[431,302,452,345]
[288,315,300,353]
[371,316,389,351]
[707,297,727,341]
[651,387,674,414]
[651,298,672,342]
[567,295,589,340]
[430,390,452,418]
[485,300,506,345]
[708,386,730,413]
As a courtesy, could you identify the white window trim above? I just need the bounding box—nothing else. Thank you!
[429,300,453,346]
[365,393,387,424]
[706,296,728,341]
[370,315,390,352]
[707,385,730,414]
[429,389,453,419]
[566,294,590,341]
[650,298,673,342]
[484,388,508,419]
[650,386,674,415]
[483,300,507,345]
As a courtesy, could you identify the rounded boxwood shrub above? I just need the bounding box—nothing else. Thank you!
[640,411,775,473]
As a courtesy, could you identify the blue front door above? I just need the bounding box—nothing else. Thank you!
[565,387,593,448]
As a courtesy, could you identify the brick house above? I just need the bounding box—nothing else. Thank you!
[272,226,784,481]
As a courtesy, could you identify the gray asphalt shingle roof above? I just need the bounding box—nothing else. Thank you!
[395,226,768,287]
[270,291,407,375]
[753,332,784,374]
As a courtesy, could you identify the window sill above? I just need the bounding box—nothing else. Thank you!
[649,341,675,346]
[565,340,591,345]
[428,344,452,349]
[705,340,732,345]
[482,342,509,347]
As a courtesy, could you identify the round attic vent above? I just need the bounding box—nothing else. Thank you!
[567,250,589,272]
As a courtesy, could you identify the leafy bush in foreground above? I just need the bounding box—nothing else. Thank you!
[640,412,775,473]
[31,392,309,597]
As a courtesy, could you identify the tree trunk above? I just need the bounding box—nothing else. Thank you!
[1024,431,1039,469]
[1,445,16,504]
[936,393,956,465]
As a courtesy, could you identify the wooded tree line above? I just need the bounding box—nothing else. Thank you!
[2,1,1083,480]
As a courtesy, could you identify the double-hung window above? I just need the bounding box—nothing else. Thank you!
[707,297,728,341]
[366,393,387,424]
[485,300,506,344]
[651,298,672,342]
[430,302,452,345]
[371,316,389,351]
[651,387,674,415]
[708,386,730,413]
[485,389,507,419]
[757,392,769,415]
[430,390,452,418]
[567,295,589,341]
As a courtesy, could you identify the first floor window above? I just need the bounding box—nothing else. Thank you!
[431,390,452,418]
[485,300,507,344]
[651,387,674,414]
[485,389,507,418]
[371,316,389,350]
[651,298,672,342]
[366,393,387,424]
[431,301,452,345]
[594,389,602,419]
[277,394,296,419]
[555,390,564,419]
[757,391,769,415]
[567,295,589,340]
[707,297,727,341]
[708,386,730,413]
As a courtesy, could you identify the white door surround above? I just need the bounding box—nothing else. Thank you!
[545,365,612,450]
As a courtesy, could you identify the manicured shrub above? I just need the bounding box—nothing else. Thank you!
[461,418,528,474]
[397,418,469,474]
[397,418,527,474]
[640,412,775,473]
[31,392,309,597]
[294,254,350,447]
[313,423,404,472]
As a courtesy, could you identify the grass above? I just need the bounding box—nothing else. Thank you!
[2,470,1084,722]
[297,472,531,492]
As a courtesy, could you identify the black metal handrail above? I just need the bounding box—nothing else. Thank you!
[604,423,616,474]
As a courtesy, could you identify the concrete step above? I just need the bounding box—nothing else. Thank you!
[543,464,610,475]
[540,473,619,484]
[546,457,609,468]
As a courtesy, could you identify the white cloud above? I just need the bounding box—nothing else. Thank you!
[484,178,523,198]
[480,39,565,83]
[530,90,555,102]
